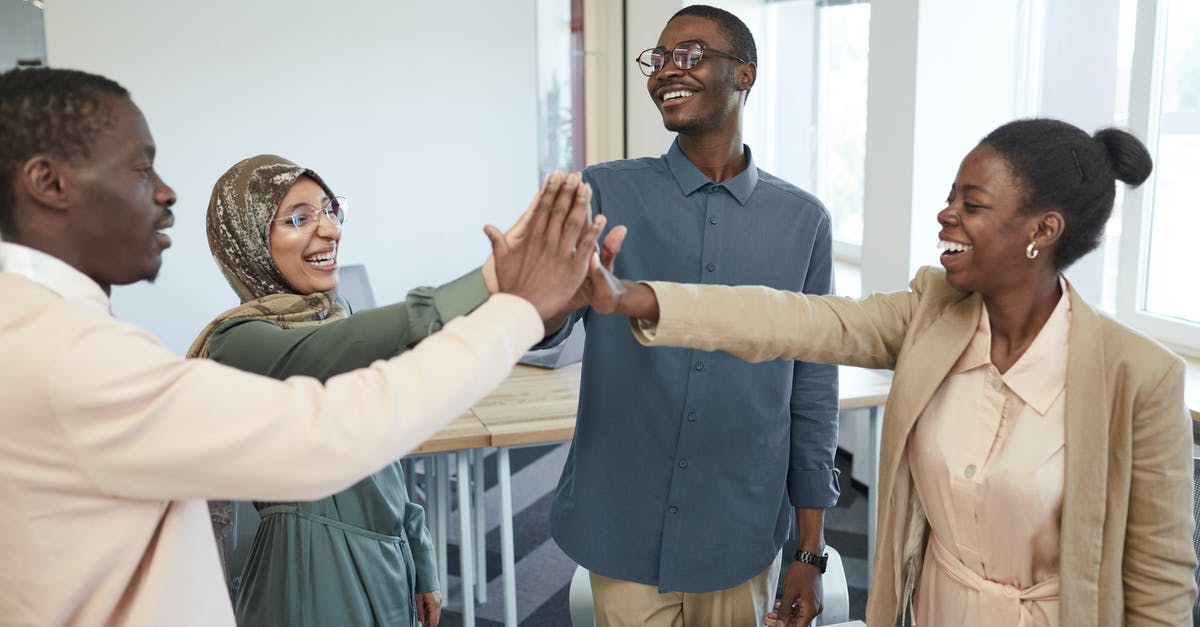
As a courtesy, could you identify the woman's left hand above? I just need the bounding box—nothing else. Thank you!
[416,590,442,627]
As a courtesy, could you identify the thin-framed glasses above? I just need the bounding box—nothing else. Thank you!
[268,196,347,231]
[635,40,748,77]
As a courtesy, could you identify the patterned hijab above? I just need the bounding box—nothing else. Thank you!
[187,154,347,359]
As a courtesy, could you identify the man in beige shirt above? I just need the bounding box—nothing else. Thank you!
[0,67,603,626]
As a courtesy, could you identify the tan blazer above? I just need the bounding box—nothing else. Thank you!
[637,267,1196,626]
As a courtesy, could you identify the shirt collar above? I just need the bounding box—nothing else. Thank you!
[949,277,1072,415]
[664,138,759,205]
[0,241,112,316]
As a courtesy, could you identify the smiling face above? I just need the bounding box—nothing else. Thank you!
[63,94,176,292]
[937,144,1049,296]
[268,176,341,295]
[647,15,751,135]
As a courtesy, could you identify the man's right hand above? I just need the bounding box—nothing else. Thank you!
[483,172,605,321]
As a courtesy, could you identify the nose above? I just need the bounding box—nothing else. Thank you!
[155,173,177,208]
[316,210,341,238]
[937,204,957,227]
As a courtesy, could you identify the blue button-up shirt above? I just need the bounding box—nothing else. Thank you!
[547,140,840,593]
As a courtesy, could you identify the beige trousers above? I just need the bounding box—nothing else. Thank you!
[590,552,782,627]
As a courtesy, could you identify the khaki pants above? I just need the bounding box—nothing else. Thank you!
[590,552,782,627]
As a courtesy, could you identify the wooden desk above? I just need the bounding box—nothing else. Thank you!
[473,363,580,447]
[411,412,491,454]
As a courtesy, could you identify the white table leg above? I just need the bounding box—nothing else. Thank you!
[499,447,518,627]
[436,454,450,606]
[867,405,882,578]
[457,452,476,626]
[473,448,488,603]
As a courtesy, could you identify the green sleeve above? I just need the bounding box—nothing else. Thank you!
[403,501,440,593]
[208,267,489,381]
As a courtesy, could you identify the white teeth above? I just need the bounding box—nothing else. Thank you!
[663,90,694,101]
[938,240,974,253]
[305,249,337,266]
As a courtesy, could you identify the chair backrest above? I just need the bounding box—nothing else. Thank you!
[1192,457,1200,623]
[338,264,377,311]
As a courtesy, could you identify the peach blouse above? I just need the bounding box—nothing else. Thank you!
[907,284,1070,627]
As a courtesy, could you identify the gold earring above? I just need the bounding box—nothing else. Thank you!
[1026,240,1039,259]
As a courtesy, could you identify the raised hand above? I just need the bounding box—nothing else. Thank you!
[538,224,627,333]
[583,251,660,322]
[484,172,605,320]
[482,183,546,294]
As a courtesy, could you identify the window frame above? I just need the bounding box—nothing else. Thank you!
[1116,0,1200,356]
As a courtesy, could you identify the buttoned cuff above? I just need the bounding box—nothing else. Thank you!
[412,543,440,594]
[788,467,841,509]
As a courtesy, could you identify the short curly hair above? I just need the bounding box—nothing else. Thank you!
[0,67,129,237]
[671,4,757,66]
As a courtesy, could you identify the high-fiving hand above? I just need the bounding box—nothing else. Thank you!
[484,172,606,320]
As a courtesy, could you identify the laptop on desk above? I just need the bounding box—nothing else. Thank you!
[520,320,585,369]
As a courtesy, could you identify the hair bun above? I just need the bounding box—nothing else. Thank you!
[1094,128,1153,187]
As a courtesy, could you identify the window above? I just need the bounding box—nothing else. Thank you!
[1118,0,1200,354]
[813,0,870,256]
[741,0,870,261]
[535,0,585,180]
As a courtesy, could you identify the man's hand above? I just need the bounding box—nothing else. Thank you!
[539,224,627,334]
[416,590,442,626]
[484,172,605,320]
[767,560,823,626]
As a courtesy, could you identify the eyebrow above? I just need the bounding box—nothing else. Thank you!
[287,195,331,210]
[958,183,992,196]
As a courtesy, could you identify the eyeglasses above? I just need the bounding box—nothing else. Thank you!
[635,40,748,77]
[268,197,347,231]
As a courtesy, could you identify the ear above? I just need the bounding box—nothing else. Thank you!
[1032,211,1064,249]
[19,154,72,214]
[736,62,757,92]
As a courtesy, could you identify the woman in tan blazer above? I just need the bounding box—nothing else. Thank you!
[586,118,1196,626]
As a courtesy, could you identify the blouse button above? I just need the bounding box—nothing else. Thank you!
[964,464,977,479]
[992,377,1003,392]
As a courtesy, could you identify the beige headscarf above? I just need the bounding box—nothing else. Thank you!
[187,154,347,359]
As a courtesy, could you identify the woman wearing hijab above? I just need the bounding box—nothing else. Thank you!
[586,119,1196,626]
[189,155,592,627]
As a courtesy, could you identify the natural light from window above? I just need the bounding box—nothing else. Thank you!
[1142,0,1200,326]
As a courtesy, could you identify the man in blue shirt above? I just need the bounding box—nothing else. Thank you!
[544,5,840,626]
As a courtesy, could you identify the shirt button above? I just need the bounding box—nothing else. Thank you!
[668,505,679,514]
[992,377,1003,392]
[964,464,977,479]
[695,361,704,371]
[705,263,715,272]
[679,459,688,468]
[709,216,718,225]
[687,411,697,421]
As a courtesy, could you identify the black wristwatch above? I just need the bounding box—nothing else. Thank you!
[793,549,828,574]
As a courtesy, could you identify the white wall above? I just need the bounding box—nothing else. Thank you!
[862,0,1028,295]
[44,0,539,354]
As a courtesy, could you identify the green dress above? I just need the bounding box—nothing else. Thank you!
[208,269,488,627]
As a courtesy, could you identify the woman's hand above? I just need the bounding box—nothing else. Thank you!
[484,172,605,321]
[416,589,442,626]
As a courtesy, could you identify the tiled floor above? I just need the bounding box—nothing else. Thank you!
[431,446,870,626]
